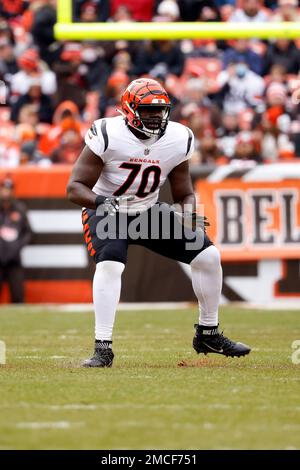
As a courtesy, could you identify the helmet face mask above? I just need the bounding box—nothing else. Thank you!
[137,104,170,136]
[120,78,171,137]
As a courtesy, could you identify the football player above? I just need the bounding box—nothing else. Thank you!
[67,78,251,367]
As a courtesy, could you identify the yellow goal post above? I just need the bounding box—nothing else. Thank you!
[55,0,300,40]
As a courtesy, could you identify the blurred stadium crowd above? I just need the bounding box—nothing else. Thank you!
[1,0,300,168]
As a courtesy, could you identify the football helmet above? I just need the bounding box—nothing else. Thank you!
[120,78,171,136]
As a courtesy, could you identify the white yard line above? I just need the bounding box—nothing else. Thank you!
[15,421,84,429]
[232,301,300,311]
[0,302,195,313]
[15,356,68,359]
[1,300,299,312]
[2,403,300,412]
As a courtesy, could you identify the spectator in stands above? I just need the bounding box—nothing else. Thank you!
[190,38,223,58]
[216,60,265,113]
[178,0,221,21]
[267,63,288,85]
[50,127,83,164]
[154,0,180,21]
[111,5,134,22]
[238,108,255,131]
[0,19,15,48]
[217,111,240,158]
[81,41,110,92]
[14,104,49,165]
[229,0,269,22]
[258,112,295,162]
[271,0,300,21]
[15,123,37,164]
[11,77,53,123]
[222,39,263,76]
[180,98,223,164]
[18,103,39,129]
[111,50,132,76]
[52,43,87,112]
[38,100,85,157]
[98,80,121,117]
[10,48,56,99]
[31,0,60,66]
[80,1,100,21]
[199,130,224,165]
[183,105,206,136]
[149,66,179,108]
[0,177,32,303]
[263,39,300,75]
[0,138,19,167]
[231,131,262,163]
[172,77,211,123]
[198,3,222,21]
[132,40,185,77]
[0,0,29,20]
[0,38,18,85]
[74,0,110,22]
[99,71,129,117]
[253,82,296,161]
[266,81,289,111]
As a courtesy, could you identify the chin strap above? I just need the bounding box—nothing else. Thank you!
[117,108,165,138]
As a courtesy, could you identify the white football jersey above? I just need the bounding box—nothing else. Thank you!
[84,116,194,212]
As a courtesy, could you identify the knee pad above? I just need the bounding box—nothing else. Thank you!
[95,260,125,279]
[190,245,221,272]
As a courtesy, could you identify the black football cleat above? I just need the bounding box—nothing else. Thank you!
[82,340,114,368]
[193,324,251,358]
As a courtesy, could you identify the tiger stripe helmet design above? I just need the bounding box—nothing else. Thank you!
[120,78,171,137]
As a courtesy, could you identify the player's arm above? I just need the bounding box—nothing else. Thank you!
[168,160,196,213]
[168,160,209,231]
[67,145,104,209]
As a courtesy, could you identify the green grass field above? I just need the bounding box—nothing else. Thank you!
[0,305,299,450]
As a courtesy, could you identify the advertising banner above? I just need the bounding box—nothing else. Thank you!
[196,180,300,261]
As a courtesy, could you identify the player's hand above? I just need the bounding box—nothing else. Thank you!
[173,210,210,232]
[96,195,134,215]
[183,212,210,232]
